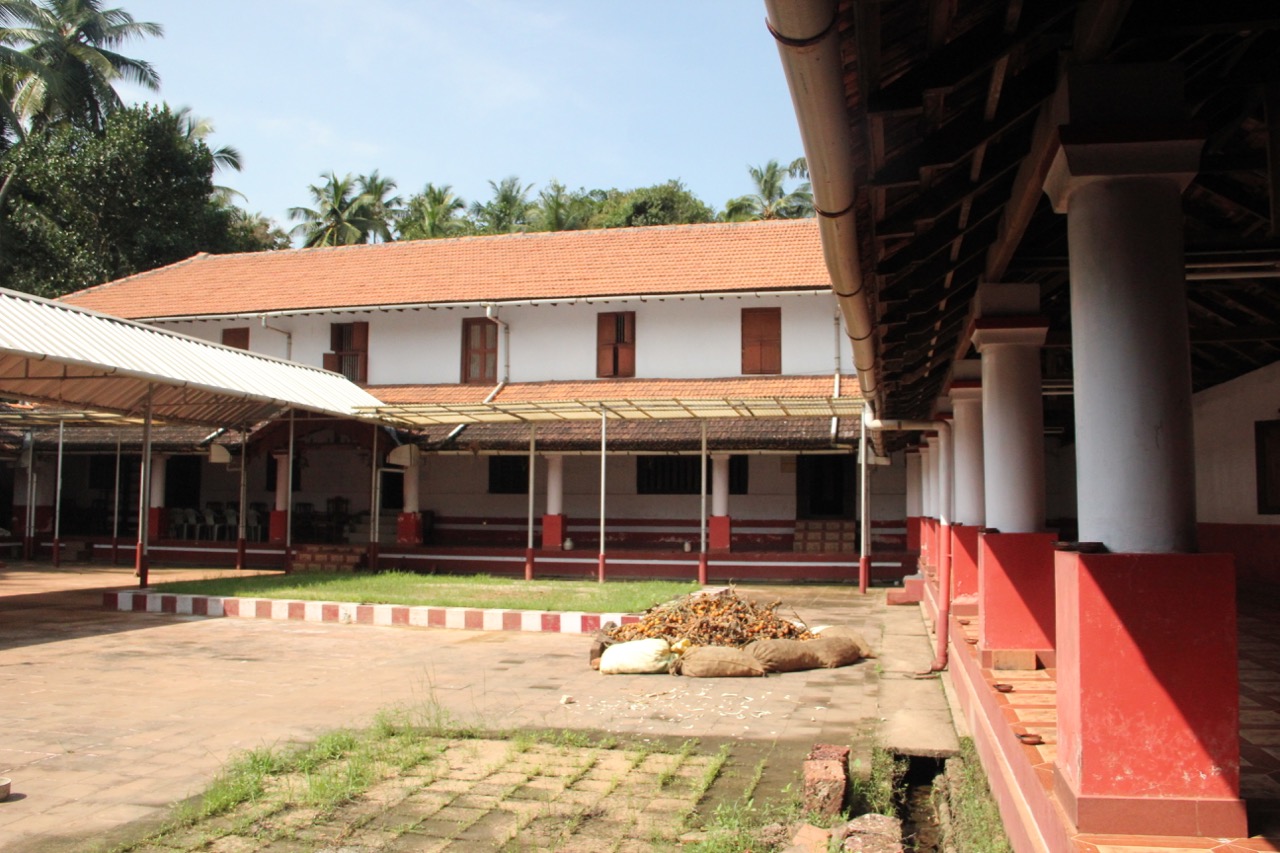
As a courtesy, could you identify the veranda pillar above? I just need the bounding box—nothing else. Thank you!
[904,449,922,552]
[949,381,983,606]
[541,454,567,550]
[918,441,934,570]
[397,453,423,545]
[148,453,167,544]
[269,451,289,544]
[1042,63,1243,836]
[971,284,1054,670]
[709,454,731,552]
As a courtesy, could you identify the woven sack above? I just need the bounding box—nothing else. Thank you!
[807,635,864,668]
[813,625,874,659]
[745,638,823,673]
[599,638,674,675]
[672,646,766,678]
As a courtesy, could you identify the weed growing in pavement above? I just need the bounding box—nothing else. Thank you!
[849,746,908,816]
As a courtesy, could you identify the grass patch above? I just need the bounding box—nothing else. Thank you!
[152,570,695,612]
[939,738,1012,853]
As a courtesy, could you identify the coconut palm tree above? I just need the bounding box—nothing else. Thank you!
[468,176,534,234]
[723,159,814,221]
[174,106,241,173]
[288,172,380,248]
[356,170,401,243]
[2,0,162,133]
[396,182,466,240]
[533,180,595,232]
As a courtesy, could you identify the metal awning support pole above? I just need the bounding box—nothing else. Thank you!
[859,411,871,594]
[112,436,122,565]
[284,409,294,571]
[23,434,35,560]
[597,410,607,583]
[525,424,537,581]
[53,420,64,567]
[236,427,249,570]
[368,423,380,572]
[698,420,708,586]
[136,385,154,587]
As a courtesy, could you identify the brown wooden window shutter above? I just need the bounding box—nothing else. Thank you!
[741,307,782,375]
[597,311,636,378]
[221,327,250,350]
[462,317,498,384]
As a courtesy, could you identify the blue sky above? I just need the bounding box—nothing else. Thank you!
[116,1,806,232]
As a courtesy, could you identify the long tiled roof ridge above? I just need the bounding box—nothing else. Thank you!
[59,219,828,320]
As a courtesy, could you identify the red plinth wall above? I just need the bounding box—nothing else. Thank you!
[709,515,731,552]
[1053,550,1245,837]
[951,525,980,598]
[147,507,165,543]
[268,510,287,544]
[541,514,567,550]
[979,532,1055,669]
[396,512,423,545]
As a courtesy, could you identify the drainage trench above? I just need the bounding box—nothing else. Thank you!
[897,754,944,852]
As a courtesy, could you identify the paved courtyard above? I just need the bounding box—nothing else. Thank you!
[0,563,956,852]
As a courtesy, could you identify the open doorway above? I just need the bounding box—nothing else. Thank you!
[796,455,856,520]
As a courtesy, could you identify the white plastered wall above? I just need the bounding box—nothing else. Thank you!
[1193,360,1280,525]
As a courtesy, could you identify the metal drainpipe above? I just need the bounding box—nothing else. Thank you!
[766,0,880,405]
[260,315,293,360]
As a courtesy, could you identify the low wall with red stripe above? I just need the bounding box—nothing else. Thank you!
[103,590,643,634]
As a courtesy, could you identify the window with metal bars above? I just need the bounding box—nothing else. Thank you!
[323,322,368,383]
[635,456,748,495]
[1258,420,1280,514]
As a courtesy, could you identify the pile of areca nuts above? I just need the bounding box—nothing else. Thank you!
[590,588,872,677]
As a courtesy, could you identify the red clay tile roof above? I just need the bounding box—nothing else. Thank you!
[369,375,855,406]
[60,220,829,320]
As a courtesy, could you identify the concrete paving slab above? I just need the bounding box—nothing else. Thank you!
[0,564,958,852]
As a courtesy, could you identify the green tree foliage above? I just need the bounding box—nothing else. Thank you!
[288,172,383,248]
[0,103,270,296]
[532,180,598,232]
[468,176,534,234]
[1,0,162,136]
[356,169,400,243]
[721,157,813,221]
[395,182,467,240]
[588,180,713,228]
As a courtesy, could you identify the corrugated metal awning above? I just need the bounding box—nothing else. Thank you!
[0,288,387,427]
[367,396,864,424]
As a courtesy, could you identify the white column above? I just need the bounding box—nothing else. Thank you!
[920,444,935,519]
[273,452,289,512]
[905,451,923,518]
[1067,178,1195,552]
[545,455,564,515]
[149,453,167,508]
[937,422,953,526]
[974,328,1046,533]
[711,455,730,516]
[950,388,985,527]
[403,458,421,514]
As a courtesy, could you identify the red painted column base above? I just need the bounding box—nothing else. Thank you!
[52,538,61,567]
[951,524,980,599]
[905,516,922,552]
[367,542,380,572]
[524,548,535,581]
[147,507,165,543]
[1053,550,1245,837]
[236,538,247,571]
[396,512,423,545]
[709,515,731,552]
[541,514,567,550]
[134,542,148,587]
[597,553,606,583]
[698,552,708,585]
[979,532,1056,670]
[268,510,287,544]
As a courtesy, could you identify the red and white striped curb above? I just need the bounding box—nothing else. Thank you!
[102,590,642,634]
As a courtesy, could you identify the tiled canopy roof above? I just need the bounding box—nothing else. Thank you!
[59,220,828,320]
